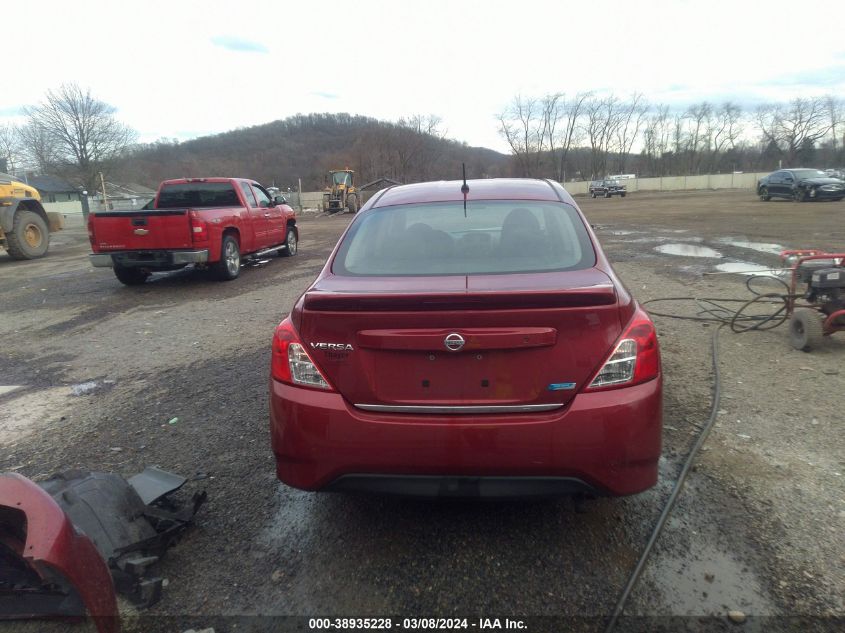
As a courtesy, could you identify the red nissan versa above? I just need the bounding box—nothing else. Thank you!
[270,179,662,498]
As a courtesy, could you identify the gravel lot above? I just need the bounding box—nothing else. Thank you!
[0,190,842,633]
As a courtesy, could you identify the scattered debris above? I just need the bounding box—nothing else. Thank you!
[39,468,206,608]
[0,468,207,632]
[71,381,100,396]
[727,610,747,624]
[0,473,119,633]
[168,417,179,425]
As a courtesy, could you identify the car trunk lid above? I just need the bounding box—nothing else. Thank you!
[299,270,620,411]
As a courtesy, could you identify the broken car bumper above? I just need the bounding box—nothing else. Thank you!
[0,473,118,633]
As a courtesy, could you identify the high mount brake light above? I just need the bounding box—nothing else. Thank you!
[271,318,333,390]
[585,308,660,391]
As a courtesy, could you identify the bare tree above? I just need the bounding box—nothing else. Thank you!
[612,94,648,174]
[755,97,831,166]
[0,124,24,174]
[16,121,59,174]
[547,92,590,182]
[583,95,625,178]
[825,95,844,160]
[641,104,672,176]
[498,95,544,176]
[23,83,136,191]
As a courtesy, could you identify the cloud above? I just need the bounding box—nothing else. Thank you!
[311,91,340,100]
[754,65,845,89]
[210,36,268,53]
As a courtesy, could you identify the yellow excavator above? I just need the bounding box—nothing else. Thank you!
[0,173,63,259]
[322,169,360,213]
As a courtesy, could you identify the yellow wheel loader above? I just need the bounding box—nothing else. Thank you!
[322,169,360,213]
[0,173,63,259]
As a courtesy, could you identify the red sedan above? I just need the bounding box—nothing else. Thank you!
[270,179,662,497]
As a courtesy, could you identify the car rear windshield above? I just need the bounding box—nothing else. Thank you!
[156,182,241,208]
[333,200,595,276]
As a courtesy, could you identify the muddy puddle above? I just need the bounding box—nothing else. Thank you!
[655,244,722,258]
[713,262,787,278]
[0,386,73,446]
[645,537,776,616]
[715,238,784,256]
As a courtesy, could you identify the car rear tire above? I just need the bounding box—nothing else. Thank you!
[279,227,298,257]
[789,308,824,351]
[5,209,49,260]
[114,265,149,286]
[213,235,240,280]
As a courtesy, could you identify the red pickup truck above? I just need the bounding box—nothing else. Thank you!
[88,177,298,285]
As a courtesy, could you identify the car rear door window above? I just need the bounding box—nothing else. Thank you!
[334,200,595,276]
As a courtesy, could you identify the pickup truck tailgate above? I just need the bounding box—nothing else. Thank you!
[91,210,192,251]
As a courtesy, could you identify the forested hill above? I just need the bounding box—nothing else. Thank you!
[113,113,512,190]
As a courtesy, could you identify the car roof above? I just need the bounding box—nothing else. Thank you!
[372,178,575,208]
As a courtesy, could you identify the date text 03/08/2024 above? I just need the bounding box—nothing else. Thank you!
[308,618,527,630]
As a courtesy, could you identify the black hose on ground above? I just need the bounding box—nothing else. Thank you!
[604,278,798,632]
[603,323,724,633]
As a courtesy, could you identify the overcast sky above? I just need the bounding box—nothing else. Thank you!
[4,0,844,153]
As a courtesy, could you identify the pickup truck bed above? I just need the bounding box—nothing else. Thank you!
[88,178,298,285]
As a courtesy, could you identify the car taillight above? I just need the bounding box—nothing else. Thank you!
[271,318,333,390]
[189,210,208,241]
[585,308,660,391]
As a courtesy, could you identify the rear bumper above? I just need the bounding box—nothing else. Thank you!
[89,249,209,268]
[324,475,598,498]
[270,378,662,497]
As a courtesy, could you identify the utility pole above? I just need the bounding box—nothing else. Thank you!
[100,172,108,211]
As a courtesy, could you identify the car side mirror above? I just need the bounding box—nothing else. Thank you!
[274,195,287,205]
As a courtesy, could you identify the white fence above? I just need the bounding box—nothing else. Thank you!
[297,172,767,206]
[560,172,768,196]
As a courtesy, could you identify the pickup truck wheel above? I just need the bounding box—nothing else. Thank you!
[280,227,298,257]
[114,265,149,286]
[5,209,49,260]
[213,235,240,280]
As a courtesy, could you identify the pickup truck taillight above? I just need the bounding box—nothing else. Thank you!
[86,214,96,247]
[189,210,208,242]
